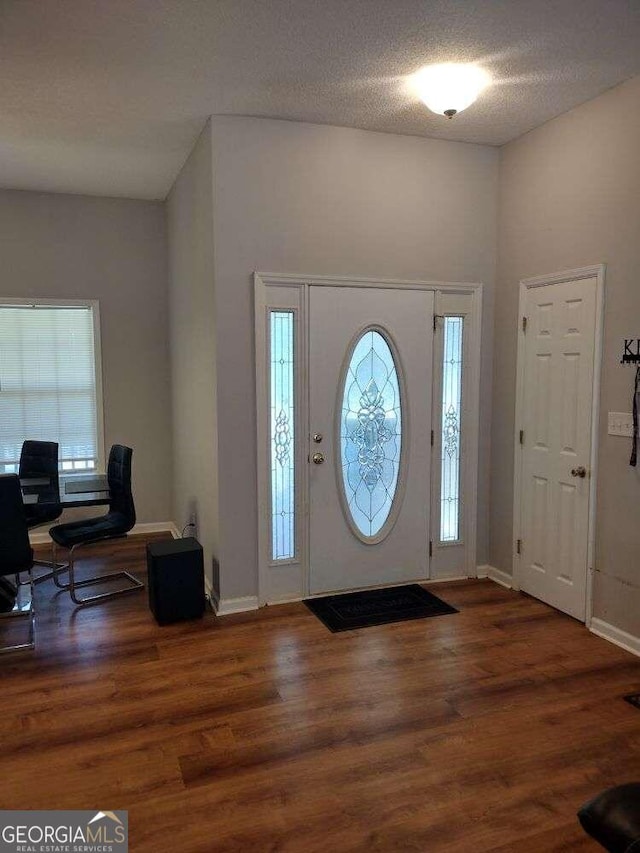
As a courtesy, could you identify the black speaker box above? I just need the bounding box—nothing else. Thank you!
[146,537,205,625]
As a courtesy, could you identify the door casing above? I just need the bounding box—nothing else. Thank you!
[512,264,605,626]
[255,272,484,607]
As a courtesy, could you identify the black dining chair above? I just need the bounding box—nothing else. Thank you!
[49,445,143,606]
[19,440,65,581]
[0,474,35,653]
[19,440,63,529]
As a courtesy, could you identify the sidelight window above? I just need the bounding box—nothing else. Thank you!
[440,316,463,542]
[270,311,295,560]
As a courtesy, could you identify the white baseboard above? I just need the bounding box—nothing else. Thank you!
[263,593,301,605]
[211,594,259,616]
[476,564,513,589]
[590,618,640,658]
[30,521,179,547]
[426,575,470,583]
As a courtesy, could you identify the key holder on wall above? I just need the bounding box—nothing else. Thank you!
[620,341,640,466]
[620,338,640,365]
[630,364,640,468]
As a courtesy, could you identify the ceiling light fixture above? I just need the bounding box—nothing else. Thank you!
[411,63,491,118]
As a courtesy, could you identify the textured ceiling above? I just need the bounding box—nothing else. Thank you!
[0,0,639,199]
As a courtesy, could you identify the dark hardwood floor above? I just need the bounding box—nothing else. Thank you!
[1,534,638,851]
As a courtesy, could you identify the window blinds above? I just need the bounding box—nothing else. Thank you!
[0,304,99,470]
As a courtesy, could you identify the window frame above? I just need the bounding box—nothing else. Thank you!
[0,296,106,474]
[268,308,297,562]
[429,289,478,582]
[438,314,465,545]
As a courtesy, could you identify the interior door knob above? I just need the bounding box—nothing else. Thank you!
[312,452,325,465]
[571,466,587,478]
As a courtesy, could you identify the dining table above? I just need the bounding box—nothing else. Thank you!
[19,476,111,509]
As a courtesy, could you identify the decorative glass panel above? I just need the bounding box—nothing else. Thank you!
[340,329,402,539]
[270,311,295,560]
[440,316,463,542]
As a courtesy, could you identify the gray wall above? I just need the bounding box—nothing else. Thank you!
[0,188,171,522]
[492,75,640,635]
[211,116,499,600]
[166,121,220,588]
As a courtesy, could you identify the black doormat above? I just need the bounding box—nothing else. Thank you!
[304,584,458,632]
[624,693,640,710]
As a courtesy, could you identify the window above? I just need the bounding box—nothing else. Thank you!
[270,310,295,560]
[0,301,103,474]
[440,316,463,542]
[340,328,403,540]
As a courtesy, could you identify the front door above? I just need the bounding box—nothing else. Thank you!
[518,277,597,620]
[308,286,434,595]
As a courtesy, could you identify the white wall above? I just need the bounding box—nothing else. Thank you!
[0,188,171,522]
[492,75,640,636]
[166,121,220,589]
[210,116,499,601]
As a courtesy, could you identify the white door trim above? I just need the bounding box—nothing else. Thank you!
[431,292,482,580]
[512,264,605,626]
[255,272,484,606]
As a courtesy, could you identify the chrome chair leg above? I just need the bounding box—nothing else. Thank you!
[15,543,68,587]
[51,540,144,607]
[32,557,69,585]
[0,571,35,654]
[23,561,69,586]
[51,542,70,589]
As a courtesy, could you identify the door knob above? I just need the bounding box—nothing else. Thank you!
[312,452,325,465]
[571,466,587,478]
[313,433,323,443]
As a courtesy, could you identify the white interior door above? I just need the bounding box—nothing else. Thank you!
[518,277,597,620]
[308,286,433,595]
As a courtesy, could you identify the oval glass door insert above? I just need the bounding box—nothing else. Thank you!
[340,328,403,540]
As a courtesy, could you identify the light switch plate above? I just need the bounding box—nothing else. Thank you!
[608,412,634,437]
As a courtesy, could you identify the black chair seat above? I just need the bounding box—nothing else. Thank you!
[49,512,131,548]
[1,553,35,575]
[578,783,640,852]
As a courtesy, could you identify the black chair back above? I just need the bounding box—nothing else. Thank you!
[107,445,136,529]
[0,475,34,576]
[19,440,60,485]
[19,440,63,526]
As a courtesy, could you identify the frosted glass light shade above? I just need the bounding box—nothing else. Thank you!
[412,63,490,117]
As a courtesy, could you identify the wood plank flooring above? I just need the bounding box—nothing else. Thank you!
[1,534,639,851]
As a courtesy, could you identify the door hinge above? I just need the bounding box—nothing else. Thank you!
[516,538,522,555]
[519,429,524,445]
[429,540,433,558]
[522,316,528,333]
[433,314,438,332]
[431,429,434,447]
